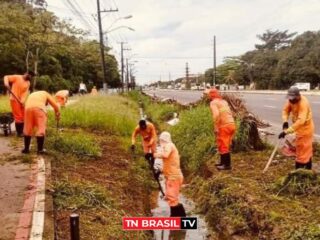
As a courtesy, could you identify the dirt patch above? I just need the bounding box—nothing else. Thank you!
[52,136,152,239]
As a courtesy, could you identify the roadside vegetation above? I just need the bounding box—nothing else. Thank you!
[130,91,320,240]
[47,95,152,239]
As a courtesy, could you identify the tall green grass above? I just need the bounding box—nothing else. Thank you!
[50,95,139,136]
[127,91,181,129]
[47,130,102,158]
[171,104,214,174]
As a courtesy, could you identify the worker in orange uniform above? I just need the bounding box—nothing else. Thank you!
[91,86,98,96]
[3,72,34,136]
[154,131,186,217]
[279,86,314,170]
[22,90,60,154]
[55,90,69,107]
[208,88,236,170]
[131,119,157,163]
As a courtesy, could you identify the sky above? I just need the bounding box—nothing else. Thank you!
[46,0,320,85]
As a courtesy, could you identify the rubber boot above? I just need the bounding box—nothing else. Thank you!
[15,122,24,137]
[37,136,46,154]
[22,136,31,154]
[176,203,186,217]
[170,203,186,217]
[217,153,232,170]
[215,154,224,166]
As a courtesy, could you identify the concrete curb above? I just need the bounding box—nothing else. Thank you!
[15,156,54,240]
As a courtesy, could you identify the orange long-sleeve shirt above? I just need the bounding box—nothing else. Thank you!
[132,122,157,145]
[25,91,60,113]
[157,142,183,180]
[4,75,30,103]
[282,96,314,136]
[210,99,235,129]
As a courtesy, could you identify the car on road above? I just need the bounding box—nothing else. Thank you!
[292,82,310,91]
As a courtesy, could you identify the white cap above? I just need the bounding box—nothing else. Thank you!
[159,131,172,143]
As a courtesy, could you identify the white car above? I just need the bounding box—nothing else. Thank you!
[292,82,310,91]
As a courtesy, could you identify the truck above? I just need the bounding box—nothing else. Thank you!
[292,82,310,91]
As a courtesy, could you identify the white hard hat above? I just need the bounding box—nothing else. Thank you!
[159,131,172,143]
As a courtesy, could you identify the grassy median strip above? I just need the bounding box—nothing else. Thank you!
[48,95,151,239]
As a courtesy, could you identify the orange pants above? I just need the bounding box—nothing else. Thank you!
[10,99,24,123]
[216,123,236,154]
[296,134,313,164]
[165,177,183,207]
[142,141,156,154]
[23,108,47,136]
[56,96,66,107]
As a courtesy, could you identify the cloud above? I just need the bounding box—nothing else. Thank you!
[47,0,320,84]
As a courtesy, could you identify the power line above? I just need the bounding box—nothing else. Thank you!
[62,0,97,33]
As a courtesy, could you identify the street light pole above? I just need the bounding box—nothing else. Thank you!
[212,35,217,87]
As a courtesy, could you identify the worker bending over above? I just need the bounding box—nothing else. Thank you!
[154,131,186,217]
[55,90,69,107]
[208,89,236,170]
[91,86,98,96]
[131,119,157,160]
[279,86,314,170]
[22,91,60,154]
[3,72,34,136]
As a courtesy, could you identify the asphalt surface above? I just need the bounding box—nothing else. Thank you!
[145,89,320,137]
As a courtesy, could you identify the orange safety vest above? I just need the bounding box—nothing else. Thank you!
[210,99,235,128]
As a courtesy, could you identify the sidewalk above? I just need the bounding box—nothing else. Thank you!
[0,135,53,240]
[0,137,30,240]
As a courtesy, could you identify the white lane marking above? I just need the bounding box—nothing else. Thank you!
[266,98,277,101]
[264,105,277,109]
[30,157,46,240]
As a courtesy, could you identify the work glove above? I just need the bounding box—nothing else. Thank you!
[282,122,289,130]
[131,144,135,152]
[278,132,286,139]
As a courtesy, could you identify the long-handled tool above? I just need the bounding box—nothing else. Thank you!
[6,87,23,106]
[263,140,280,173]
[147,150,165,197]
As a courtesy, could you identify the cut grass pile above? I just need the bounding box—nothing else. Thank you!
[54,179,115,210]
[275,169,320,196]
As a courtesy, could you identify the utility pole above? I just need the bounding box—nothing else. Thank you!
[213,35,217,87]
[96,0,118,91]
[119,42,130,92]
[186,62,190,90]
[126,58,129,92]
[120,42,125,92]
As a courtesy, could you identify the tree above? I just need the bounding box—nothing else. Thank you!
[0,1,120,93]
[255,29,297,51]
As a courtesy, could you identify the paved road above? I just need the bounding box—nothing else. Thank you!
[145,89,320,137]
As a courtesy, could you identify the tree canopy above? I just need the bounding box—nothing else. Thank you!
[0,1,120,93]
[205,29,320,89]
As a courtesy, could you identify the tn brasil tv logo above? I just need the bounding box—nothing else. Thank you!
[122,217,197,230]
